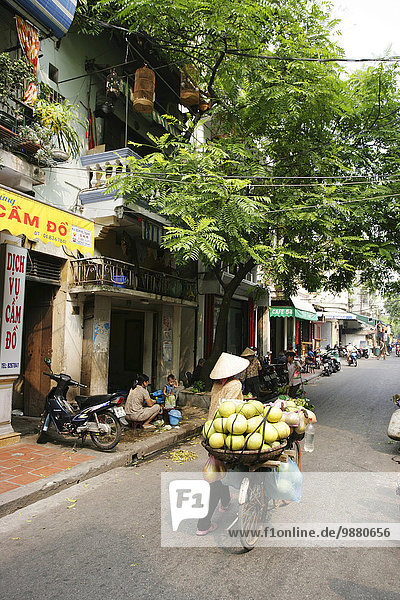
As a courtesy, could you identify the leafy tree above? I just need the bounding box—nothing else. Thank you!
[94,0,400,378]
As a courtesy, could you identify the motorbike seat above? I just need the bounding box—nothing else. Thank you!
[75,393,121,409]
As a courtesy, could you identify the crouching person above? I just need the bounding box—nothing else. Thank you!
[125,374,162,429]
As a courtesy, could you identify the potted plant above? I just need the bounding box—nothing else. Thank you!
[0,52,34,106]
[34,98,85,161]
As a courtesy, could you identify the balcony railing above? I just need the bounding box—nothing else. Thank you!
[70,257,197,302]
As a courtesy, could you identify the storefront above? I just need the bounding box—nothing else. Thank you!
[0,184,94,442]
[270,297,318,358]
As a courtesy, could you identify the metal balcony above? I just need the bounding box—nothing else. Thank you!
[70,256,197,303]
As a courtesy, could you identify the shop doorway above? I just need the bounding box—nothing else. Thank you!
[22,283,54,416]
[108,311,145,393]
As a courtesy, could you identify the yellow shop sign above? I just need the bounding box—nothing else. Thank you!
[0,186,94,255]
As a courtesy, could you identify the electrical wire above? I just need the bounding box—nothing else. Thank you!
[81,16,400,65]
[44,165,400,188]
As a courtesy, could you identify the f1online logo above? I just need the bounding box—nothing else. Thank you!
[169,480,210,531]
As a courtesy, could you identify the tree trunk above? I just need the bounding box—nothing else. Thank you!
[202,259,255,388]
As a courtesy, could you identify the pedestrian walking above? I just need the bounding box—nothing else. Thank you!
[377,339,386,360]
[286,351,302,397]
[240,347,262,398]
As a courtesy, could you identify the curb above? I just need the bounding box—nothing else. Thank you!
[0,420,203,518]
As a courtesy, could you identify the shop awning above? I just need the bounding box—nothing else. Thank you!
[317,310,357,321]
[270,305,318,321]
[4,0,77,38]
[0,185,94,255]
[353,313,377,326]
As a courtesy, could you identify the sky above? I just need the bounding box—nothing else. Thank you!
[331,0,400,60]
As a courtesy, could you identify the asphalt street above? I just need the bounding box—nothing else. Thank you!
[1,356,399,600]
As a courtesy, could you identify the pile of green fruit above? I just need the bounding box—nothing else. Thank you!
[202,400,291,452]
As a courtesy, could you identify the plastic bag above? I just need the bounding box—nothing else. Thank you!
[202,454,227,483]
[264,458,302,502]
[165,394,176,408]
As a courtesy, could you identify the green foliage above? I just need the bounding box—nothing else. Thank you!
[0,53,34,104]
[35,99,85,159]
[192,380,205,393]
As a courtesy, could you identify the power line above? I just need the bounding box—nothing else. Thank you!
[225,49,400,64]
[80,16,400,65]
[46,164,400,188]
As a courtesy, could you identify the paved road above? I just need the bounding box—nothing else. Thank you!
[1,357,399,600]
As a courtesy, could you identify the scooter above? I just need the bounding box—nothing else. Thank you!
[37,358,125,450]
[358,348,369,359]
[326,348,341,372]
[320,352,334,376]
[388,395,400,441]
[347,351,358,367]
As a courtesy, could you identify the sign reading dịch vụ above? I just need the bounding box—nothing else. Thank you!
[0,186,94,255]
[0,245,27,376]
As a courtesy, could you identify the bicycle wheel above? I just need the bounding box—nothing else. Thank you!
[238,474,268,550]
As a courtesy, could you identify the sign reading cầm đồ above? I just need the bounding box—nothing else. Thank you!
[0,186,94,255]
[0,244,27,376]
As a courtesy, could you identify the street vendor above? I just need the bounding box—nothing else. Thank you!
[198,352,250,536]
[125,374,162,429]
[208,352,249,419]
[286,351,302,397]
[240,347,262,398]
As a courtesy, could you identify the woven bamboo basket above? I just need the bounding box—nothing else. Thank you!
[202,440,287,466]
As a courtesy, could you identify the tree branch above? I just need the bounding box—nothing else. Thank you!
[213,264,227,290]
[208,39,227,101]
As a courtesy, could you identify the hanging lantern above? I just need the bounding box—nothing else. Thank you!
[180,65,200,107]
[133,65,155,113]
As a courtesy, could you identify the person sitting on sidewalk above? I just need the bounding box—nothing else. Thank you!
[125,374,162,429]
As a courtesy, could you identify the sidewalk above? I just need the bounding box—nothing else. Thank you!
[0,406,207,517]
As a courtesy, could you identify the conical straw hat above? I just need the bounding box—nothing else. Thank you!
[241,347,255,357]
[209,352,249,380]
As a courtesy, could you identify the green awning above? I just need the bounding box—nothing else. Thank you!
[270,306,318,322]
[354,313,377,326]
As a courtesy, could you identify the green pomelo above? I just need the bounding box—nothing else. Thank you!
[225,434,245,450]
[273,422,291,439]
[263,423,279,444]
[218,401,237,418]
[250,400,264,414]
[239,402,258,419]
[245,432,264,450]
[246,415,264,434]
[225,413,247,435]
[267,407,283,423]
[213,417,227,433]
[208,432,225,449]
[202,420,216,440]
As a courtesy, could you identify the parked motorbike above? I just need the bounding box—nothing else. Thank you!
[388,395,400,441]
[396,344,400,357]
[357,347,369,359]
[326,348,341,372]
[37,358,125,450]
[260,364,279,394]
[347,351,358,367]
[320,351,334,376]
